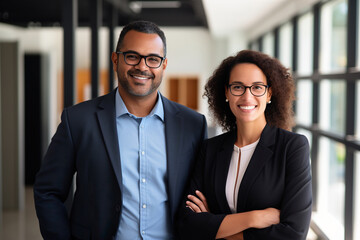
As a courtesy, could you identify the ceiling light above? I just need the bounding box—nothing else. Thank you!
[129,1,182,13]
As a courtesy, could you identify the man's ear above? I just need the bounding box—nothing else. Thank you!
[111,52,118,72]
[162,58,168,70]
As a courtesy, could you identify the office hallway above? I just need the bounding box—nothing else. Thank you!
[1,187,42,240]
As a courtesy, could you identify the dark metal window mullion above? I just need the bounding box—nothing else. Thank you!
[344,0,358,239]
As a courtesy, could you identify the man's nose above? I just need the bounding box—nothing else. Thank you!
[135,57,149,70]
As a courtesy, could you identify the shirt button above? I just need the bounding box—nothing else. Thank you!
[142,231,145,235]
[141,151,145,155]
[142,178,146,183]
[142,204,147,208]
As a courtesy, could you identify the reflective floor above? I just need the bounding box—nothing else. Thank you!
[1,187,318,240]
[1,187,42,240]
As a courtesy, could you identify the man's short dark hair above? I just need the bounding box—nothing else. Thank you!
[116,20,167,57]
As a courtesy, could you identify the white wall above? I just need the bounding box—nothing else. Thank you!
[0,24,62,137]
[0,23,248,128]
[161,27,219,121]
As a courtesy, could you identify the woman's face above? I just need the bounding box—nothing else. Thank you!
[225,63,272,126]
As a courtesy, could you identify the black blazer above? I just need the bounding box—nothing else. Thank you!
[176,124,312,240]
[34,89,207,240]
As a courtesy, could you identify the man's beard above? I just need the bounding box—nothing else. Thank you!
[117,69,162,97]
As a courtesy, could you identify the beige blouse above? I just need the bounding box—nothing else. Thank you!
[225,139,259,213]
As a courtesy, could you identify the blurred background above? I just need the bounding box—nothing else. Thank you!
[0,0,359,239]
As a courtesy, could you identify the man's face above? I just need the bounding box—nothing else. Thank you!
[112,30,167,99]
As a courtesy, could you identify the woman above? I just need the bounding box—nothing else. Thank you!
[176,50,312,240]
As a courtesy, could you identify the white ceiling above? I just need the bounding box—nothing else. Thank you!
[202,0,321,39]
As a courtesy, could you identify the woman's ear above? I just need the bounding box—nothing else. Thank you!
[267,87,272,102]
[225,86,230,102]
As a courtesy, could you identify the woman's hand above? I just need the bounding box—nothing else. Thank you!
[186,190,210,213]
[250,208,280,229]
[216,208,280,239]
[225,232,244,240]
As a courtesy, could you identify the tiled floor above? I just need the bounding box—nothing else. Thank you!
[1,187,318,240]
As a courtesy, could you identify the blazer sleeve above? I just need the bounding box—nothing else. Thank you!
[176,141,226,240]
[33,109,76,240]
[244,135,312,240]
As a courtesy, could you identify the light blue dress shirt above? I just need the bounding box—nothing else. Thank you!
[115,91,173,240]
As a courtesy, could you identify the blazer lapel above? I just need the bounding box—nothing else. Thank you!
[162,96,183,217]
[214,131,236,213]
[236,124,275,212]
[96,90,122,190]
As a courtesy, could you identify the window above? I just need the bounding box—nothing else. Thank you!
[250,42,259,51]
[316,137,345,240]
[279,22,293,68]
[357,0,360,67]
[355,82,360,239]
[356,81,360,141]
[319,80,346,135]
[297,12,314,75]
[320,0,347,73]
[262,32,274,57]
[295,80,313,126]
[248,1,359,239]
[355,151,360,240]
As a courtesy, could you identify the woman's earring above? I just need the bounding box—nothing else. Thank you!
[225,99,229,102]
[268,100,271,104]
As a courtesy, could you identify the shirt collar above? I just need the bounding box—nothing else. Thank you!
[115,88,164,121]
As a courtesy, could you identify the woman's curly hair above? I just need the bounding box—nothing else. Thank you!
[204,50,295,131]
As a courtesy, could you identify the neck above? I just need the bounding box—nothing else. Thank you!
[235,120,266,148]
[118,88,158,117]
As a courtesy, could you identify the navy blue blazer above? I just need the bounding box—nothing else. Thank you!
[34,89,207,240]
[176,124,312,240]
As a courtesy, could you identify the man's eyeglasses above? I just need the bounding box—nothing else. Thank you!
[116,51,165,69]
[228,83,269,97]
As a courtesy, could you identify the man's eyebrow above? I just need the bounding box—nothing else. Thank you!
[123,50,162,57]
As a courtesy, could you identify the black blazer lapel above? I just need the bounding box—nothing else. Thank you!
[236,124,275,212]
[162,96,182,217]
[214,131,236,213]
[96,90,122,190]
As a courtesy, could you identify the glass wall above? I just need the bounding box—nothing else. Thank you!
[317,137,345,239]
[355,151,360,240]
[250,42,259,51]
[262,32,274,57]
[356,81,360,140]
[319,80,346,135]
[297,12,314,75]
[358,0,360,67]
[279,22,293,68]
[296,80,313,126]
[320,0,347,73]
[250,0,360,239]
[355,81,360,239]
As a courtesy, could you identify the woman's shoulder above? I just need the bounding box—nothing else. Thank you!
[206,130,235,144]
[269,125,309,149]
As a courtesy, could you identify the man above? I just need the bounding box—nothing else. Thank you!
[34,20,207,239]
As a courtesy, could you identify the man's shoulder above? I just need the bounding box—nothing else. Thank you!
[161,96,204,118]
[66,91,114,113]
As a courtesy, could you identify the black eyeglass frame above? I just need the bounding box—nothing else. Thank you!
[227,83,269,97]
[116,51,166,69]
